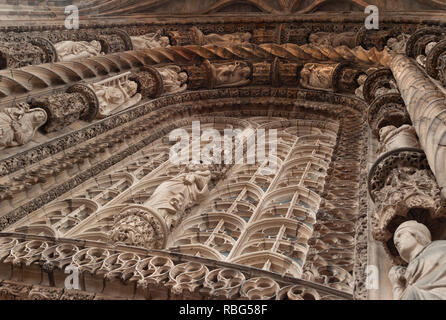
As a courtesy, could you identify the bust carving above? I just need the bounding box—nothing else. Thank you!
[389,220,446,300]
[0,103,47,150]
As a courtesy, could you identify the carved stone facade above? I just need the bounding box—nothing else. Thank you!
[0,1,446,302]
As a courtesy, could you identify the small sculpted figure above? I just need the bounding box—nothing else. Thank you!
[144,163,212,229]
[91,79,142,118]
[191,27,252,45]
[300,63,334,91]
[131,30,171,50]
[0,103,47,150]
[157,65,188,94]
[389,220,446,300]
[416,42,438,68]
[212,61,251,88]
[55,40,103,61]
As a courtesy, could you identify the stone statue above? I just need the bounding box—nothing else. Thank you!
[309,32,357,47]
[130,30,171,50]
[416,42,438,68]
[386,34,411,54]
[191,26,252,45]
[389,220,446,300]
[300,63,334,91]
[91,78,142,118]
[54,40,103,61]
[355,74,368,99]
[374,78,399,97]
[144,163,212,229]
[157,65,188,94]
[211,61,251,88]
[0,103,47,150]
[377,125,420,155]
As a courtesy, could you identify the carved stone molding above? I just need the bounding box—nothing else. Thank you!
[367,93,411,138]
[425,40,446,81]
[129,67,164,98]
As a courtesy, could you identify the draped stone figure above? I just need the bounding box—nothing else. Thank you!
[389,220,446,300]
[130,30,171,50]
[90,77,142,118]
[0,103,47,150]
[300,63,334,91]
[191,26,252,45]
[54,40,103,61]
[157,65,188,94]
[309,31,357,47]
[377,125,420,155]
[211,61,251,88]
[144,163,212,229]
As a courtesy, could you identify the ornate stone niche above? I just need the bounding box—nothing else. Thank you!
[362,68,399,105]
[367,93,411,138]
[368,149,446,263]
[30,84,99,133]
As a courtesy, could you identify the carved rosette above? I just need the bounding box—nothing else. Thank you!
[129,67,164,98]
[368,93,411,138]
[108,206,167,250]
[368,149,446,263]
[362,68,398,104]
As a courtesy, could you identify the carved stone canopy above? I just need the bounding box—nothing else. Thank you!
[405,27,446,59]
[368,149,446,264]
[368,93,411,138]
[362,68,398,105]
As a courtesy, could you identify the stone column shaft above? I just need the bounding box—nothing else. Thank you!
[390,54,446,199]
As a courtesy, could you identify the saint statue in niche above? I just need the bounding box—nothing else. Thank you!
[389,220,446,300]
[0,103,47,150]
[90,73,142,118]
[144,162,212,229]
[131,30,171,50]
[54,40,103,61]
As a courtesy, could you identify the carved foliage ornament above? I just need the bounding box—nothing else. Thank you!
[108,206,167,250]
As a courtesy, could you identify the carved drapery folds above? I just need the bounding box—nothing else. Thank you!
[0,103,47,150]
[30,84,99,133]
[131,31,171,50]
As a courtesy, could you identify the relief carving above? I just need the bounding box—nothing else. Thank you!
[90,73,142,118]
[191,27,252,45]
[54,40,103,62]
[144,163,212,229]
[156,65,188,95]
[130,31,171,50]
[0,103,47,150]
[206,61,251,88]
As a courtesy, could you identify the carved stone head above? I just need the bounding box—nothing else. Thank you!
[394,220,431,263]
